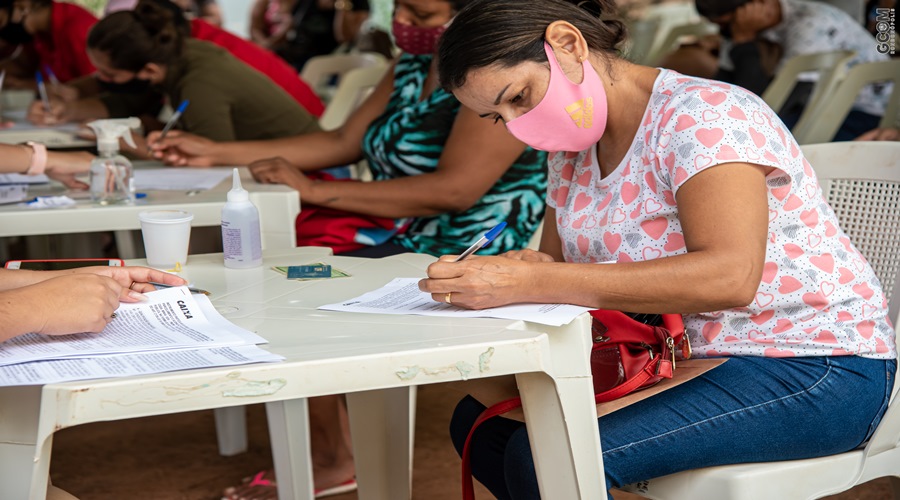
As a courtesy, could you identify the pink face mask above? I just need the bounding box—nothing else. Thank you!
[392,20,447,56]
[505,43,609,152]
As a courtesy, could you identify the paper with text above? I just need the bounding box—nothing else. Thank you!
[0,287,266,366]
[0,345,283,387]
[318,278,592,326]
[133,168,233,191]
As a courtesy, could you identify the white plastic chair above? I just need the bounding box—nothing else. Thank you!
[299,52,388,103]
[640,21,719,67]
[761,50,856,117]
[318,63,390,131]
[793,59,900,144]
[621,142,900,500]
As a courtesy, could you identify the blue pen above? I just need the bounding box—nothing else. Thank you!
[454,222,507,262]
[35,71,51,115]
[150,99,189,152]
[42,64,60,86]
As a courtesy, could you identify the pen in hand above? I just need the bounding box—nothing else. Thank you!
[148,281,211,296]
[35,70,51,116]
[149,99,189,153]
[454,222,507,262]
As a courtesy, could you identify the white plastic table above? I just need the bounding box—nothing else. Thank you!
[0,166,300,255]
[0,248,605,499]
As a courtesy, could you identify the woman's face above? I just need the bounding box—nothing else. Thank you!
[87,48,142,84]
[453,61,550,126]
[393,0,453,28]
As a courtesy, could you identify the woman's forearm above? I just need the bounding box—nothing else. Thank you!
[217,130,364,169]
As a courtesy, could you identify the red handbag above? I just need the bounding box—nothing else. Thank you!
[461,310,688,500]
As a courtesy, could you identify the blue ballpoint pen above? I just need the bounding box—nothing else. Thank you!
[149,99,190,153]
[35,71,51,115]
[454,222,508,262]
[42,64,60,86]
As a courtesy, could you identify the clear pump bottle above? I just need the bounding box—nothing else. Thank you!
[87,118,140,205]
[222,168,263,268]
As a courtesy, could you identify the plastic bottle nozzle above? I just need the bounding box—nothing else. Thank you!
[87,117,141,154]
[227,168,249,202]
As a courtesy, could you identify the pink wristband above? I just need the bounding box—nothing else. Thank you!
[25,141,47,175]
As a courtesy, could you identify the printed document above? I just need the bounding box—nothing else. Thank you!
[0,287,267,366]
[133,168,233,191]
[319,277,592,326]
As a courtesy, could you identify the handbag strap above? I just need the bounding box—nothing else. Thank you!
[461,396,523,500]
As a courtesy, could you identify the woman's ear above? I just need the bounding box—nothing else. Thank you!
[544,21,590,63]
[137,63,166,84]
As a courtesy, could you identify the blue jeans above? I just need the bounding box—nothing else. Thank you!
[450,355,896,500]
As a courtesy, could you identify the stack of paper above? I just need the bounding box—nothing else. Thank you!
[0,173,45,205]
[0,286,283,386]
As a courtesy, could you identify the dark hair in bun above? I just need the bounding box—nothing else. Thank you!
[87,0,184,72]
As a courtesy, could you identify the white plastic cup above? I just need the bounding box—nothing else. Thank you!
[138,210,194,269]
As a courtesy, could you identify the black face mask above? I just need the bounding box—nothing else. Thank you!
[0,21,33,45]
[719,23,734,40]
[98,77,153,94]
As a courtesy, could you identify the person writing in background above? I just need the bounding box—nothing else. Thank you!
[27,0,324,127]
[418,0,897,498]
[0,266,186,342]
[0,0,96,90]
[0,143,92,189]
[150,0,547,259]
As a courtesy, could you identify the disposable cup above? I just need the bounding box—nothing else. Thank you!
[138,210,194,269]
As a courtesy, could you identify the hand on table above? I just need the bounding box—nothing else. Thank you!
[418,255,539,310]
[24,274,124,335]
[45,151,94,189]
[249,156,315,196]
[147,130,217,167]
[71,265,187,302]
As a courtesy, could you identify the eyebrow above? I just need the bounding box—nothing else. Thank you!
[494,84,511,105]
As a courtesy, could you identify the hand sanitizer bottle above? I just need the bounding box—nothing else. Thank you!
[222,168,262,268]
[87,117,140,205]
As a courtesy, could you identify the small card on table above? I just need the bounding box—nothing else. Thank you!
[286,264,332,279]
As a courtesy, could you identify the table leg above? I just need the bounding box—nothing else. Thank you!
[214,406,248,456]
[516,372,606,499]
[0,386,49,500]
[266,398,315,500]
[346,387,416,500]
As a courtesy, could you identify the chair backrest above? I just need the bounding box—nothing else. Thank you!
[642,22,719,67]
[802,142,900,315]
[803,141,900,457]
[318,63,390,131]
[299,52,388,101]
[761,50,856,115]
[793,59,900,144]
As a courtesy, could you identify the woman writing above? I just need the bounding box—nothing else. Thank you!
[150,0,548,259]
[418,0,897,497]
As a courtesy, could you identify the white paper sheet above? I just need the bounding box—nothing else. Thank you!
[318,277,592,326]
[133,168,233,191]
[0,173,49,184]
[0,287,266,366]
[0,345,284,387]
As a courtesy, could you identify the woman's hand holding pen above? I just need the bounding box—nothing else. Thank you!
[69,266,187,302]
[26,98,68,125]
[419,255,540,310]
[147,130,216,167]
[21,274,123,335]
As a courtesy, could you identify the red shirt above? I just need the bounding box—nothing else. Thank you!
[32,2,97,82]
[190,19,325,117]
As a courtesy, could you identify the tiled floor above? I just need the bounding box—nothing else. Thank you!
[50,383,890,499]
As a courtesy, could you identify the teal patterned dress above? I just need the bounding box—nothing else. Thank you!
[360,54,548,257]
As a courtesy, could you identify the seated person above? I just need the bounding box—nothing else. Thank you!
[0,0,96,87]
[0,143,92,188]
[27,0,324,124]
[34,1,320,143]
[419,0,897,497]
[249,0,341,71]
[696,0,893,140]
